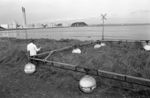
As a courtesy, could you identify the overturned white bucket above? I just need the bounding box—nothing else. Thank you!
[72,48,81,54]
[24,63,36,74]
[101,42,106,47]
[94,44,102,49]
[94,42,106,49]
[143,45,150,51]
[79,75,96,93]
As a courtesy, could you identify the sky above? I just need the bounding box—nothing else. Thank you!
[0,0,150,24]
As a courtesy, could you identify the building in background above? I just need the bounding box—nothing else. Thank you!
[8,21,17,29]
[0,24,9,29]
[0,21,21,29]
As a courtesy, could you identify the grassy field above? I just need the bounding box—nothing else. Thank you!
[0,38,150,98]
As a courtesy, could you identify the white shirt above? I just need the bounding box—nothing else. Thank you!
[27,43,40,56]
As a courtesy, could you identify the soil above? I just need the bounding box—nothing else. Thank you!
[0,38,150,98]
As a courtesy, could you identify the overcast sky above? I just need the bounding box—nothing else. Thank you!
[0,0,150,24]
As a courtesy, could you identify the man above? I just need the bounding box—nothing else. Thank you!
[25,40,41,73]
[27,40,41,62]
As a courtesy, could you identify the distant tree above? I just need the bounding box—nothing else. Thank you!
[56,23,63,27]
[71,22,88,27]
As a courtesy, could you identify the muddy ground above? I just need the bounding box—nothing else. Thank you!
[0,38,150,98]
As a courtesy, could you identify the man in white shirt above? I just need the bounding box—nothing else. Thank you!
[27,40,41,57]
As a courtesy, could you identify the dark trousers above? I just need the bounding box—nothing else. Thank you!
[29,55,39,66]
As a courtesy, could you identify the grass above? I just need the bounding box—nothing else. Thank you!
[0,38,150,98]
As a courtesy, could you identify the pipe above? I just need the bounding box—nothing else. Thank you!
[30,57,150,87]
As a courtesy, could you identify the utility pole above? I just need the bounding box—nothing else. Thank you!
[22,6,27,27]
[101,14,107,40]
[20,0,28,43]
[21,6,28,43]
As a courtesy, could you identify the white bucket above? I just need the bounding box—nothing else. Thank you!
[24,63,36,74]
[79,75,96,93]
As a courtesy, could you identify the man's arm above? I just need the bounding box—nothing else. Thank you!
[34,44,41,52]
